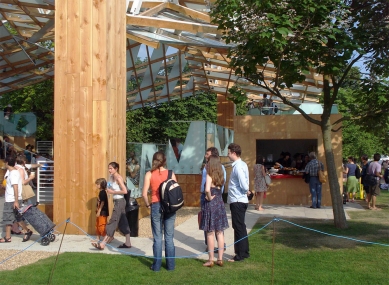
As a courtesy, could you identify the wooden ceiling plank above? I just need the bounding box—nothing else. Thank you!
[145,45,158,105]
[139,2,167,16]
[126,15,221,35]
[165,2,210,22]
[29,18,55,43]
[126,32,160,49]
[127,41,145,108]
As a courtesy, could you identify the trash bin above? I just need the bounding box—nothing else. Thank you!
[126,198,139,237]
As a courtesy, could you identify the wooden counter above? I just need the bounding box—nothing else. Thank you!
[263,174,332,206]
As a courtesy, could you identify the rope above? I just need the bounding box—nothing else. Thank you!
[48,218,70,285]
[276,218,389,247]
[1,216,388,266]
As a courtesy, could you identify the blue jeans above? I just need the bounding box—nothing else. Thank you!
[309,176,322,208]
[151,202,176,271]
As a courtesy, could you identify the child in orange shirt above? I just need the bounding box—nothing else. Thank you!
[95,178,109,241]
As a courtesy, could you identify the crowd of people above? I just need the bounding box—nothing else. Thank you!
[4,138,385,270]
[89,143,250,270]
[90,146,389,270]
[344,153,388,211]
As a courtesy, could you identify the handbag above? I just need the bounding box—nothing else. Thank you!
[22,184,35,200]
[264,173,272,185]
[317,161,326,183]
[198,211,202,230]
[303,172,310,183]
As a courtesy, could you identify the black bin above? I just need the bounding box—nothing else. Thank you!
[126,198,139,237]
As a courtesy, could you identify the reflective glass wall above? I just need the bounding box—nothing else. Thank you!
[127,121,233,198]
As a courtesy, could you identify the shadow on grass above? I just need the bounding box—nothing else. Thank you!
[251,191,389,250]
[253,216,389,250]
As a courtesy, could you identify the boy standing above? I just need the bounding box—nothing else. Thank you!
[95,178,109,240]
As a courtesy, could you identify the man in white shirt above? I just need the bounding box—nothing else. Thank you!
[1,156,33,243]
[227,143,250,262]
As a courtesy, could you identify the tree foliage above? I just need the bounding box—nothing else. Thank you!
[0,80,54,141]
[337,68,389,158]
[211,0,389,229]
[126,91,217,143]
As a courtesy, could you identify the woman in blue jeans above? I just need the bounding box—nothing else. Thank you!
[142,152,176,271]
[304,152,324,208]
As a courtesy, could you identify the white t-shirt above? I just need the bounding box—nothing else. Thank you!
[109,181,124,200]
[15,164,28,180]
[4,169,22,202]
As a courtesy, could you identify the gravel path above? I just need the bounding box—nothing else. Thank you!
[0,250,56,272]
[0,207,199,271]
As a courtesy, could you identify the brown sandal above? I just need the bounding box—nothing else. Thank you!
[0,237,11,243]
[203,260,214,267]
[216,260,223,267]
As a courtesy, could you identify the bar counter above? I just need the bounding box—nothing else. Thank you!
[264,173,331,206]
[271,174,304,179]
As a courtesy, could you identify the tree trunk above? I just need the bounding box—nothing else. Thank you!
[321,115,348,229]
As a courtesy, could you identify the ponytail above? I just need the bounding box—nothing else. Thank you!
[151,152,166,173]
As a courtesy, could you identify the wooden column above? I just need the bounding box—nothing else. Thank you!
[217,94,234,129]
[54,0,126,234]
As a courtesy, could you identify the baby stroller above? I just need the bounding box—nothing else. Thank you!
[19,203,56,246]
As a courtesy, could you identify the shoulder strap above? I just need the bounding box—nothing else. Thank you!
[168,170,173,180]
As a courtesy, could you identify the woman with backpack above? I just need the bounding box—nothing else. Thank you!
[142,151,177,271]
[343,156,359,202]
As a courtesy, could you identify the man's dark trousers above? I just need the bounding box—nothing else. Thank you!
[230,202,249,261]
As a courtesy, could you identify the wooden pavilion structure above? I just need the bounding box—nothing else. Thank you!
[0,0,325,234]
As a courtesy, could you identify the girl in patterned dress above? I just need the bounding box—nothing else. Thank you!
[254,155,268,211]
[200,155,229,267]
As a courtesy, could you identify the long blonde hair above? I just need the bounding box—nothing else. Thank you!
[206,155,224,188]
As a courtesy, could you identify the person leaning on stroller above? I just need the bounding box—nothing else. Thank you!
[0,156,33,243]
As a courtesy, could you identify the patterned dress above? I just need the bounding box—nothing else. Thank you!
[200,187,229,232]
[254,164,268,192]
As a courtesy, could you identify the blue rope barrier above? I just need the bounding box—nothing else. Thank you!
[1,215,388,266]
[276,218,389,247]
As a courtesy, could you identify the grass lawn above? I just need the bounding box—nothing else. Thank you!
[0,192,388,285]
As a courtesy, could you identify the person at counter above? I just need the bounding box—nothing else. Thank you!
[276,152,292,168]
[304,152,324,209]
[292,154,304,170]
[302,154,310,170]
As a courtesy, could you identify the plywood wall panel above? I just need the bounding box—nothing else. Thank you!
[91,0,107,101]
[54,0,126,234]
[217,94,234,129]
[67,1,81,74]
[80,0,92,87]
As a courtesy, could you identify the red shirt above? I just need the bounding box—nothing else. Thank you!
[150,169,168,203]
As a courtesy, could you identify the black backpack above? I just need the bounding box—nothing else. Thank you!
[159,170,184,213]
[355,166,361,179]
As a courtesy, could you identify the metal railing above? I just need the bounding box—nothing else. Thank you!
[36,159,54,204]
